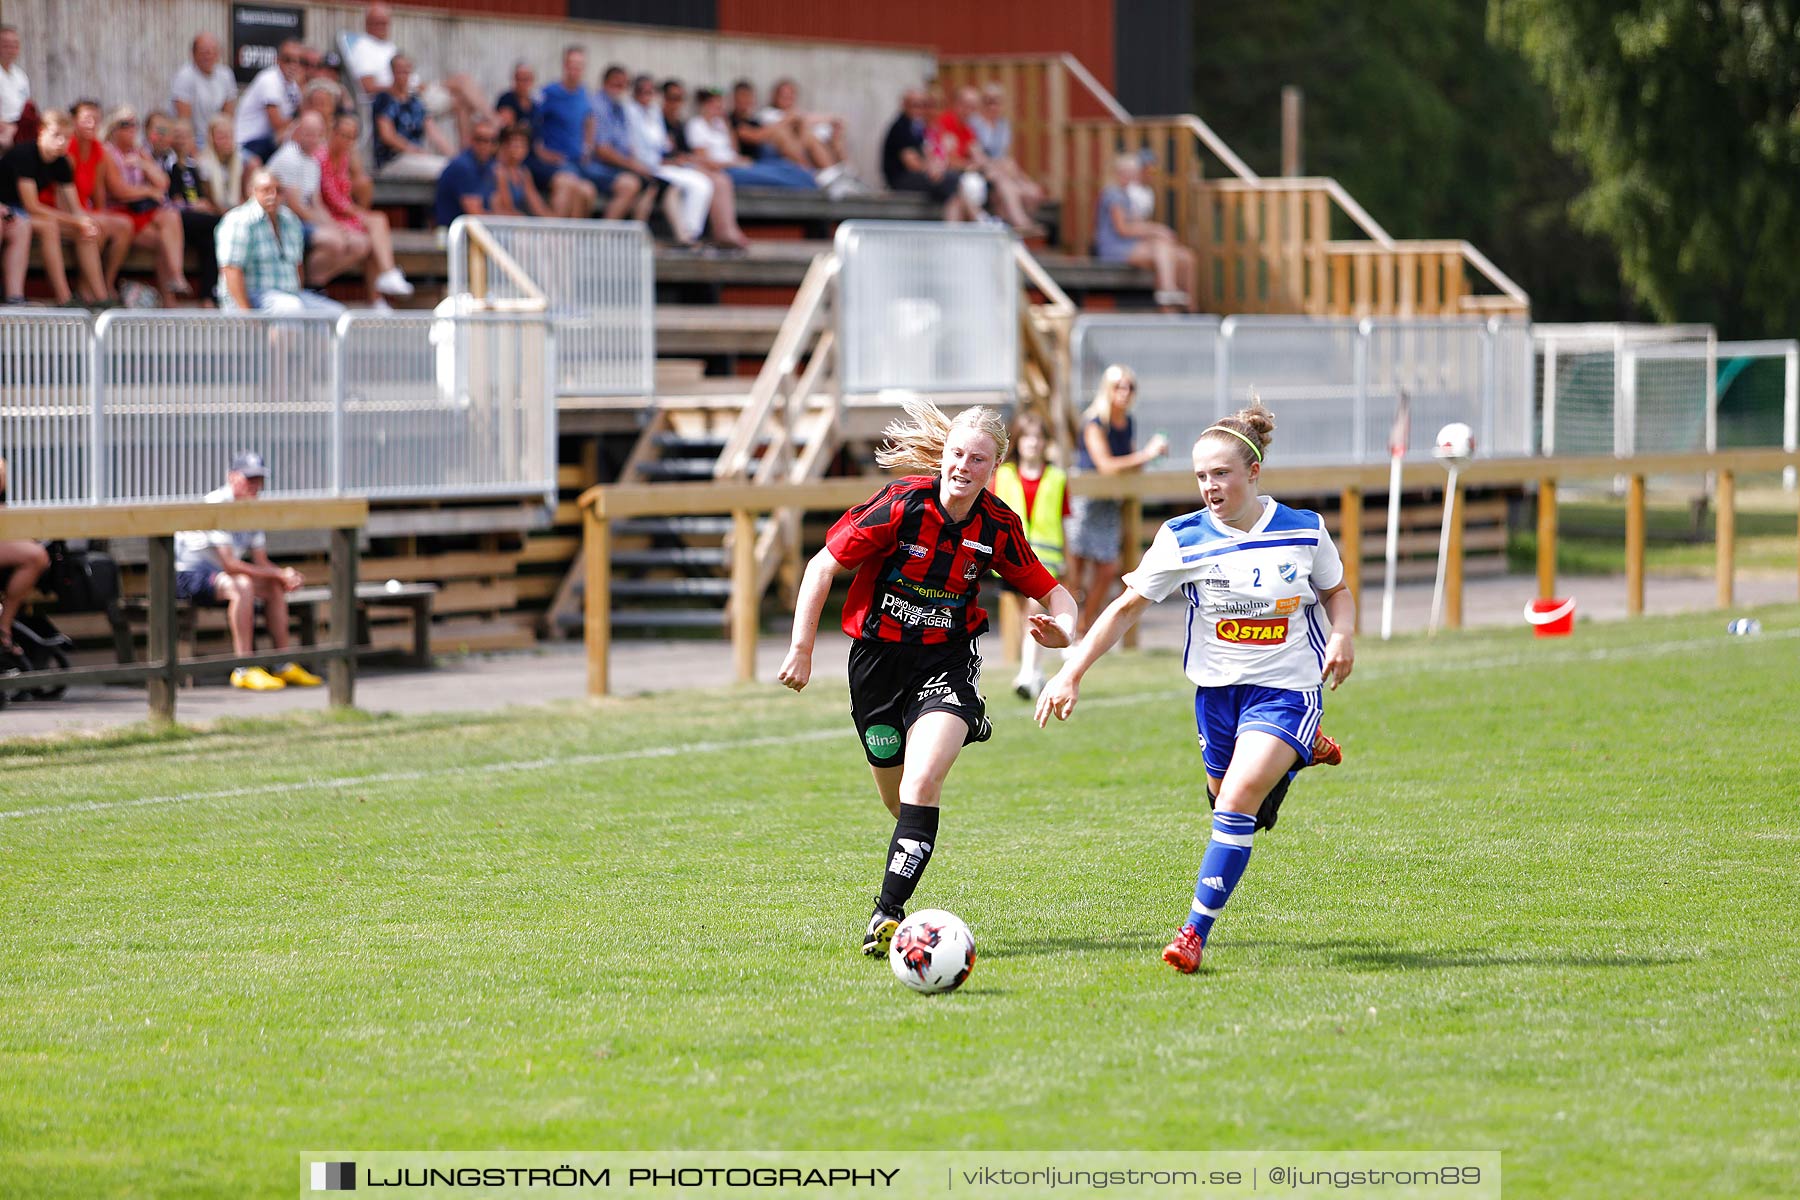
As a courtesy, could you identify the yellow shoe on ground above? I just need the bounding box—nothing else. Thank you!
[231,666,286,691]
[274,661,323,687]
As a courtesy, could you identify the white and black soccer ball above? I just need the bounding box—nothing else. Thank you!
[889,909,976,995]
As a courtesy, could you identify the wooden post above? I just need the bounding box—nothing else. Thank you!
[1716,469,1736,609]
[584,498,611,697]
[1338,486,1362,633]
[146,534,178,723]
[1625,474,1646,616]
[1446,476,1465,629]
[1120,495,1143,650]
[1536,478,1558,598]
[327,525,358,707]
[731,508,759,684]
[1280,86,1303,176]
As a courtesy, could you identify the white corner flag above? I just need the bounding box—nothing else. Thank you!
[1379,391,1410,641]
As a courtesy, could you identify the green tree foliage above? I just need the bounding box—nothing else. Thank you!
[1192,0,1637,322]
[1493,0,1800,336]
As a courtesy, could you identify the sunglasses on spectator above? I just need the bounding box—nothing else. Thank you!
[472,134,496,144]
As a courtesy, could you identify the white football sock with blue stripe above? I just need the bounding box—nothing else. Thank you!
[1187,810,1257,940]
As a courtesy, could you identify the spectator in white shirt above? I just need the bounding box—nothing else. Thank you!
[345,2,487,148]
[267,111,369,294]
[170,33,239,142]
[235,39,305,165]
[0,26,29,151]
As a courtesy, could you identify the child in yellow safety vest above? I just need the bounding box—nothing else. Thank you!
[993,409,1069,699]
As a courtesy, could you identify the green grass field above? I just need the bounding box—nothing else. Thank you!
[4,611,1799,1198]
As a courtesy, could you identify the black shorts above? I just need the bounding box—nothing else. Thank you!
[847,637,991,767]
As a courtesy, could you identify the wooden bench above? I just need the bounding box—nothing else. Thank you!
[110,581,438,671]
[0,499,367,722]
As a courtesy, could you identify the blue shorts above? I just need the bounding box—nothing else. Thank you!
[175,563,224,605]
[1193,684,1323,779]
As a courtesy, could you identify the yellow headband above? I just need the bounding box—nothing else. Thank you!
[1204,424,1262,463]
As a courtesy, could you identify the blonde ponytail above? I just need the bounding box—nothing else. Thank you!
[875,396,1011,475]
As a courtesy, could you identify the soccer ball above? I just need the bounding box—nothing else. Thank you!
[889,909,976,994]
[1434,422,1475,463]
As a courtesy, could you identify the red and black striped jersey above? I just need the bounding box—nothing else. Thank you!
[825,475,1058,644]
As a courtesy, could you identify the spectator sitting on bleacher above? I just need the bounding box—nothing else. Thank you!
[215,167,344,314]
[1096,152,1197,312]
[269,112,382,302]
[937,86,1041,235]
[69,102,137,303]
[174,450,321,693]
[346,2,488,149]
[0,180,27,305]
[101,106,193,303]
[0,457,50,658]
[0,25,30,152]
[655,79,751,250]
[881,89,983,223]
[591,65,660,224]
[493,67,594,220]
[535,46,635,215]
[200,113,246,210]
[235,39,305,166]
[626,72,719,248]
[304,79,353,126]
[372,56,453,182]
[728,80,828,192]
[490,124,557,219]
[319,113,412,302]
[759,78,862,195]
[432,117,497,228]
[162,118,222,304]
[0,110,111,305]
[686,87,815,191]
[170,32,238,142]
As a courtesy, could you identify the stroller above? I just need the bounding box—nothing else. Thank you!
[0,541,117,710]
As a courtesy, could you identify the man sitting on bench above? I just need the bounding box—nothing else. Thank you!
[174,450,321,692]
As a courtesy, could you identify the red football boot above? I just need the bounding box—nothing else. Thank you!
[1312,730,1343,767]
[1162,925,1205,974]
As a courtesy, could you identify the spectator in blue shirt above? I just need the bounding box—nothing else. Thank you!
[433,118,497,228]
[494,57,595,218]
[372,54,452,181]
[533,45,639,218]
[589,64,656,221]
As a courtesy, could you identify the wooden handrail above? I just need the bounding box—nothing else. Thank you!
[458,218,548,309]
[579,449,1800,694]
[714,253,839,480]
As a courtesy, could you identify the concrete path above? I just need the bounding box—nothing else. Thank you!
[2,572,1793,741]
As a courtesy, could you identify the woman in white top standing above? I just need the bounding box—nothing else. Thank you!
[1037,404,1352,975]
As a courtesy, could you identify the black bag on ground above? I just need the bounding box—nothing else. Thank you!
[44,541,121,613]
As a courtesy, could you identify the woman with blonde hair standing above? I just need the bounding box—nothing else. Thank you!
[779,398,1079,956]
[1065,364,1167,633]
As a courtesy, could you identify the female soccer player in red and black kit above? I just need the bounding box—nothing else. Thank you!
[779,399,1080,955]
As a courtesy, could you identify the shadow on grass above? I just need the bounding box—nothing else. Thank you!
[987,931,1168,959]
[1232,938,1697,971]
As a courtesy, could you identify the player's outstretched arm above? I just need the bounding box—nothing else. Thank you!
[778,548,846,692]
[1318,582,1356,690]
[1026,583,1079,648]
[1034,586,1153,727]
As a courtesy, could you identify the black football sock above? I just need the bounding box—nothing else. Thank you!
[877,803,940,913]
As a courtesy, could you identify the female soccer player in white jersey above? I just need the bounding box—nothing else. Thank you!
[1034,404,1355,973]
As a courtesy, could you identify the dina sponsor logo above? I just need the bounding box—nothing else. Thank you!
[863,723,903,760]
[900,541,929,559]
[1215,617,1290,644]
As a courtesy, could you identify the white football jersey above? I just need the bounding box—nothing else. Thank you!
[1121,497,1344,690]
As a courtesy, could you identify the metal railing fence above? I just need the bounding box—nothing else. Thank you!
[447,216,652,399]
[1072,314,1533,466]
[835,221,1019,396]
[0,310,557,507]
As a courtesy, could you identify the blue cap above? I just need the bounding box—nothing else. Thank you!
[230,450,268,478]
